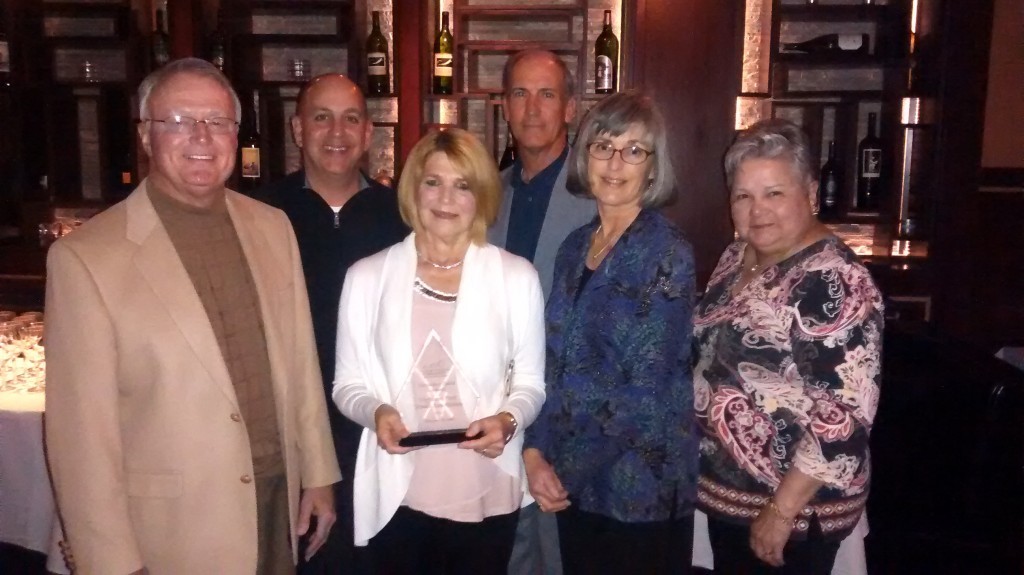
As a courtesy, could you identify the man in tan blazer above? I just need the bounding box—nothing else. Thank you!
[44,58,341,575]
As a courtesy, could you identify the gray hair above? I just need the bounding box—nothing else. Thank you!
[566,90,677,209]
[502,49,576,98]
[723,119,814,189]
[137,58,241,122]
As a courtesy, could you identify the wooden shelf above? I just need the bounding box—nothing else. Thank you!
[776,4,893,22]
[776,53,905,68]
[242,34,345,45]
[244,0,353,8]
[772,89,886,98]
[456,40,582,53]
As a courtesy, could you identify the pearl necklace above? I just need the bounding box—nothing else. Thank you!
[417,250,463,271]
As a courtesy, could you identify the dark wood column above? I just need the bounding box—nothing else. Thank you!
[628,0,743,287]
[926,0,1023,348]
[394,1,424,172]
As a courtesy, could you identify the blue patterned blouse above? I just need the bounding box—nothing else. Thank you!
[525,209,698,522]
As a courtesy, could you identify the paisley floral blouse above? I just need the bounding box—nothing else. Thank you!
[693,238,883,540]
[525,209,698,523]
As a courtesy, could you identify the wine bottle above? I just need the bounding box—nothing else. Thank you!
[595,10,619,94]
[498,125,517,171]
[208,10,226,73]
[432,12,453,95]
[855,112,883,211]
[366,11,390,96]
[152,6,170,68]
[818,140,841,219]
[110,148,135,200]
[240,90,262,192]
[781,33,869,55]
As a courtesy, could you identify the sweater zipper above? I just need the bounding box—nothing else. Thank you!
[333,211,340,229]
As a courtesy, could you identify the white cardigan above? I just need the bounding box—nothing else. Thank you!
[332,234,546,546]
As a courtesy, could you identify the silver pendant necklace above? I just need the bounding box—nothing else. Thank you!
[417,251,463,271]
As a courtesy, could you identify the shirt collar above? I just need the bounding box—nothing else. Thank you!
[301,172,372,194]
[512,146,569,188]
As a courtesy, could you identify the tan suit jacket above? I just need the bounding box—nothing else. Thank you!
[44,181,341,575]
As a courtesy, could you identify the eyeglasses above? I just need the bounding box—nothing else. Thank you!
[141,115,239,135]
[587,141,654,165]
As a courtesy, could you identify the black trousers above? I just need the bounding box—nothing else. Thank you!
[706,515,841,575]
[556,505,694,575]
[368,505,520,575]
[298,422,370,575]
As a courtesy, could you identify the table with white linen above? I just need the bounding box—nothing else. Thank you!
[0,390,70,574]
[692,509,869,574]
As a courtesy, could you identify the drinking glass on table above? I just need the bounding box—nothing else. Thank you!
[0,321,19,392]
[18,311,43,321]
[18,323,46,392]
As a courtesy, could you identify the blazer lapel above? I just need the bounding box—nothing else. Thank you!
[128,182,238,408]
[488,168,514,247]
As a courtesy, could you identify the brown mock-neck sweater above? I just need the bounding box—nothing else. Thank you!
[148,184,284,478]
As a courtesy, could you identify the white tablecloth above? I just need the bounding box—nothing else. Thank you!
[692,509,869,574]
[0,391,70,574]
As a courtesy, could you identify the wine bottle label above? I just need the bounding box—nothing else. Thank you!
[838,34,865,51]
[433,53,453,77]
[822,180,838,207]
[861,149,881,178]
[596,55,613,90]
[368,52,387,76]
[0,41,9,74]
[241,148,261,178]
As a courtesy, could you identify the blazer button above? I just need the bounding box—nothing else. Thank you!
[240,474,253,484]
[230,413,242,422]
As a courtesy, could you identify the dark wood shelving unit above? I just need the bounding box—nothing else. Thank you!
[426,0,619,163]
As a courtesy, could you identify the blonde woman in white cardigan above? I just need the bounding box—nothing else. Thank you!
[332,128,546,574]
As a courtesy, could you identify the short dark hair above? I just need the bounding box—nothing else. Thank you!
[567,90,677,209]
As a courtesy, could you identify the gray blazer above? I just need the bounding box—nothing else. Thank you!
[489,160,597,298]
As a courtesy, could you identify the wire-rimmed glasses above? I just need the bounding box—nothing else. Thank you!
[141,115,240,135]
[587,141,654,165]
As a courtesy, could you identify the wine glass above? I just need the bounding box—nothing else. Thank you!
[0,321,19,392]
[17,311,44,323]
[18,324,45,392]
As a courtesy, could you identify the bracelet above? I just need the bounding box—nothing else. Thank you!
[499,411,518,444]
[764,500,796,527]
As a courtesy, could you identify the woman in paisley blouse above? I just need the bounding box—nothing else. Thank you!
[523,91,697,574]
[694,119,883,574]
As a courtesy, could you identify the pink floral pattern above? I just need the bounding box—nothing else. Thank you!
[694,238,883,538]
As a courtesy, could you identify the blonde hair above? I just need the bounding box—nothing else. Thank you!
[397,129,502,244]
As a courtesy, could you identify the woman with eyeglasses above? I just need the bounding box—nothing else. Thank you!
[522,91,698,574]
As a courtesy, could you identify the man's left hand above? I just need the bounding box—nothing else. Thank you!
[297,484,336,561]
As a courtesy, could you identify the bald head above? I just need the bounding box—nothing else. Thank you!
[290,74,373,186]
[296,74,367,117]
